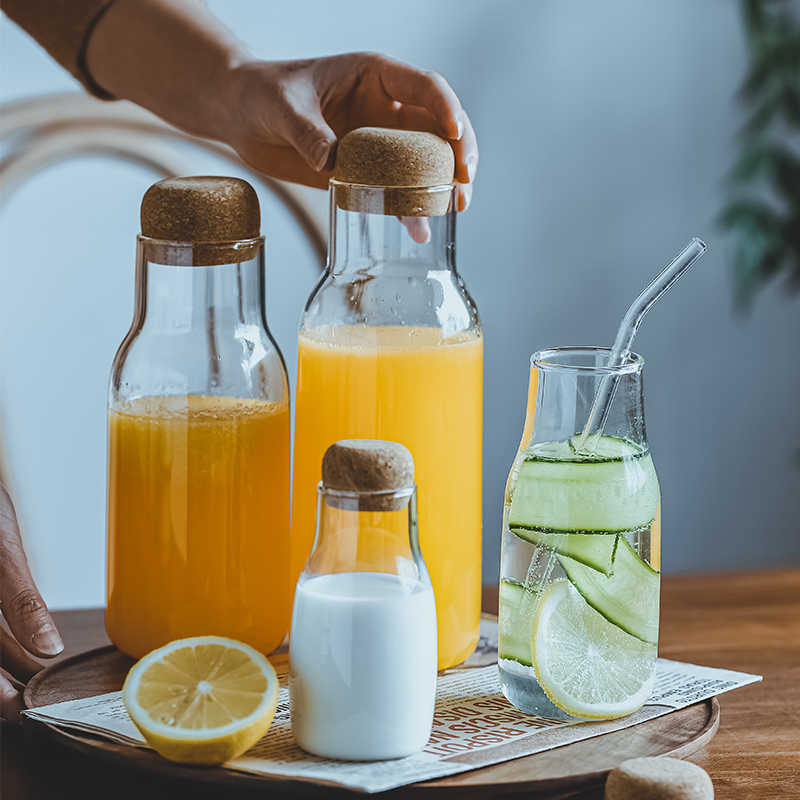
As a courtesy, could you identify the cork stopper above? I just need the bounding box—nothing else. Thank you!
[140,176,261,265]
[322,439,415,512]
[605,758,714,800]
[333,127,455,217]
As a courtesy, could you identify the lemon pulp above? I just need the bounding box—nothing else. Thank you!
[531,580,657,719]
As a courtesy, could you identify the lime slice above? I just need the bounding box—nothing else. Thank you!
[531,580,657,719]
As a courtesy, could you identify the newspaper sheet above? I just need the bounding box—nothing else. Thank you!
[24,656,760,793]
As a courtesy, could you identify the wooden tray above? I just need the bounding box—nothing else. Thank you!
[24,646,719,798]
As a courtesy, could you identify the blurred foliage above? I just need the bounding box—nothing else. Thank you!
[719,0,800,308]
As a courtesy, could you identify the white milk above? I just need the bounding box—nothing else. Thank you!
[289,571,437,760]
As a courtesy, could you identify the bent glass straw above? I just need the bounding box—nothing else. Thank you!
[576,237,708,454]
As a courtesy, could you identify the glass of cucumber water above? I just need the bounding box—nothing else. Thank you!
[498,347,660,721]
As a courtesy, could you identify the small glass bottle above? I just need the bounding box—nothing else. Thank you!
[498,348,661,721]
[290,439,437,760]
[291,128,483,671]
[106,176,291,659]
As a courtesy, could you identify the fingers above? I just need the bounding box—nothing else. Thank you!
[450,108,479,188]
[456,182,473,212]
[376,56,464,141]
[0,484,63,659]
[0,672,26,722]
[1,626,44,683]
[375,56,479,180]
[352,98,478,203]
[364,55,478,205]
[0,486,54,725]
[401,217,432,244]
[228,55,478,203]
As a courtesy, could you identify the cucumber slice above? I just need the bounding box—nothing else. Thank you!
[508,439,659,533]
[509,528,618,575]
[559,536,659,645]
[498,579,539,666]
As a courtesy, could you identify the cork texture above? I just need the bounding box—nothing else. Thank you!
[141,177,261,264]
[322,439,415,512]
[333,128,455,216]
[605,758,714,800]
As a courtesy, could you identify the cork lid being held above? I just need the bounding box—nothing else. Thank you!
[333,128,455,217]
[322,439,415,511]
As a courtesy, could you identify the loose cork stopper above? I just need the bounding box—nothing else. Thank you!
[140,176,261,265]
[322,440,415,512]
[605,758,714,800]
[333,127,455,217]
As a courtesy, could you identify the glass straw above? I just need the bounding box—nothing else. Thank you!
[576,237,707,454]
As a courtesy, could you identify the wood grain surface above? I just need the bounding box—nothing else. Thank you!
[21,645,720,797]
[3,568,799,799]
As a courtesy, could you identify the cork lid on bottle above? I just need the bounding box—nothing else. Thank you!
[333,127,455,217]
[140,176,261,265]
[322,439,415,511]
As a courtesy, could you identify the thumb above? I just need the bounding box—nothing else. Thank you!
[0,485,63,658]
[276,89,336,172]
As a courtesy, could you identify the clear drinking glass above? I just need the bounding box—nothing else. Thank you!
[290,480,437,760]
[498,347,661,721]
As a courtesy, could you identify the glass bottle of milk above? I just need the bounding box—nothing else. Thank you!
[289,440,437,760]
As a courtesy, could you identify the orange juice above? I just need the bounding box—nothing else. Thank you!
[107,395,290,659]
[291,325,483,669]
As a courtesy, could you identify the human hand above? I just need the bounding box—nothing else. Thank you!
[1,483,63,722]
[85,2,478,209]
[223,53,478,210]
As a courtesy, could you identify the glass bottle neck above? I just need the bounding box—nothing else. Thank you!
[327,183,457,275]
[133,236,267,335]
[301,485,428,585]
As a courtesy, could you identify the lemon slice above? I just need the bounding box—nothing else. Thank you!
[122,636,278,764]
[531,580,657,719]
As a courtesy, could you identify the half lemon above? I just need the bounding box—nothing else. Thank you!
[531,579,657,719]
[122,636,278,764]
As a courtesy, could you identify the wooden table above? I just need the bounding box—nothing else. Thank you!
[2,569,798,799]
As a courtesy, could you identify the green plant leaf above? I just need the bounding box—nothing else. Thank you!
[720,0,800,303]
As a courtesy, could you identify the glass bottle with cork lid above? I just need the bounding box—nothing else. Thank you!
[290,439,437,760]
[291,127,483,670]
[107,176,291,659]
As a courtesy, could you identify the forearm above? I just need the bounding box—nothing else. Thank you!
[85,0,249,143]
[1,0,116,94]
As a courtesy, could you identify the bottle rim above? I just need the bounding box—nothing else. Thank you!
[328,180,455,217]
[329,179,455,191]
[136,235,265,266]
[531,346,645,375]
[316,482,417,500]
[137,234,265,247]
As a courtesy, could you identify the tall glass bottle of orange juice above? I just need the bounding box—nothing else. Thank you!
[107,177,291,659]
[292,129,483,669]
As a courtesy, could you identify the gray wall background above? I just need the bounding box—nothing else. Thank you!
[2,0,799,609]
